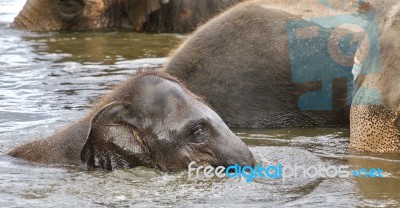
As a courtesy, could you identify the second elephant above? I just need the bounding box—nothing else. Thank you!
[165,0,360,128]
[12,0,241,33]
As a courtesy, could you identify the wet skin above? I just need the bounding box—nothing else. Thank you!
[8,71,254,171]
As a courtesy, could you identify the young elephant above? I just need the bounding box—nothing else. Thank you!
[8,71,254,171]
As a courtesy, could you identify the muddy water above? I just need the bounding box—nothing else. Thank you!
[0,0,399,207]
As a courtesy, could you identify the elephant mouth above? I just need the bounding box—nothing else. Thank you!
[54,0,84,21]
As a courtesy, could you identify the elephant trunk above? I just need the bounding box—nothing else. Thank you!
[350,104,400,152]
[213,131,255,168]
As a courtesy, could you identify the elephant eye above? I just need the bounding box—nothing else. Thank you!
[191,125,206,142]
[54,0,84,21]
[193,125,204,137]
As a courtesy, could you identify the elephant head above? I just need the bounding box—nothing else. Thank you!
[11,0,241,32]
[350,0,400,152]
[12,0,163,31]
[8,71,254,171]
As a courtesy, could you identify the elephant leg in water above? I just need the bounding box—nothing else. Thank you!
[8,71,254,171]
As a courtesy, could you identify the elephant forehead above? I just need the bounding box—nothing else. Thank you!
[126,75,219,130]
[135,78,192,106]
[130,77,202,119]
[151,82,190,105]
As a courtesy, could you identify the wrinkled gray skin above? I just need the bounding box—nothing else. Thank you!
[12,0,241,32]
[165,0,359,128]
[165,0,400,152]
[8,71,254,171]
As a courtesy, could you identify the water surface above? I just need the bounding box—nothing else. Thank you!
[0,0,399,207]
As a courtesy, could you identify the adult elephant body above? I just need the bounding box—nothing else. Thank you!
[12,0,241,32]
[165,0,360,128]
[8,71,254,171]
[165,0,400,152]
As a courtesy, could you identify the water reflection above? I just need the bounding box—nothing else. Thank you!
[24,30,182,64]
[348,153,400,203]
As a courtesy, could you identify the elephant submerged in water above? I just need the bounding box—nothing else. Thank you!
[12,0,241,33]
[164,0,400,152]
[8,71,254,170]
[165,0,360,128]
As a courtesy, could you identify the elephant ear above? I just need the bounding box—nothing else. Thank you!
[81,102,153,170]
[125,0,168,31]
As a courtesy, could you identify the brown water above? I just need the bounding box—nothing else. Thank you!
[0,1,399,207]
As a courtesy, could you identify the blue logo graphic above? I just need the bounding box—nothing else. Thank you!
[351,168,384,178]
[225,164,283,183]
[223,164,385,182]
[287,4,381,110]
